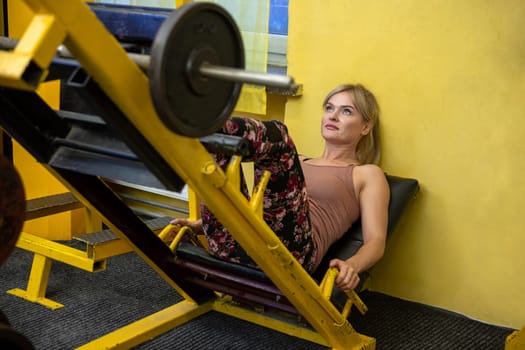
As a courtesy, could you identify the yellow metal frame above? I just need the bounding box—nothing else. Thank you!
[10,186,175,310]
[0,12,65,89]
[506,326,525,350]
[76,301,215,350]
[9,228,132,309]
[9,188,134,309]
[1,1,375,348]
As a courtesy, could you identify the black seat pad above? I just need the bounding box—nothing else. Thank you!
[175,175,419,292]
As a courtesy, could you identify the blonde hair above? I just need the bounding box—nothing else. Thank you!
[322,84,381,164]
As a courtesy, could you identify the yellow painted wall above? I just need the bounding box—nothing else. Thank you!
[286,0,525,329]
[235,94,286,121]
[8,1,86,240]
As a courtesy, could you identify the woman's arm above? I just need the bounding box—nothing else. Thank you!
[329,164,390,291]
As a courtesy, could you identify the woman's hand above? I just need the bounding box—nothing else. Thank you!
[329,258,360,292]
[169,218,204,235]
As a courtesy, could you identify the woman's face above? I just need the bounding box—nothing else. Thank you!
[321,91,371,145]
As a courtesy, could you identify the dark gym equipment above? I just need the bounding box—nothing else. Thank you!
[0,154,25,266]
[0,310,34,350]
[0,155,34,349]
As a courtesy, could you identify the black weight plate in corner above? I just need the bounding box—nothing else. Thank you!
[150,2,244,137]
[0,155,25,267]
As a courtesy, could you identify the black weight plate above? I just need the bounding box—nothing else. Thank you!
[0,155,25,267]
[150,2,244,137]
[0,324,34,350]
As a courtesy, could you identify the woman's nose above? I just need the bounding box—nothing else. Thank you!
[328,112,338,120]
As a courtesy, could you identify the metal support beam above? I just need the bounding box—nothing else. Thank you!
[76,300,214,350]
[7,253,63,309]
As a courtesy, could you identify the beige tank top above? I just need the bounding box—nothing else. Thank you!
[301,160,360,270]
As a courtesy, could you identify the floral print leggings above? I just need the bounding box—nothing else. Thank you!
[201,117,316,273]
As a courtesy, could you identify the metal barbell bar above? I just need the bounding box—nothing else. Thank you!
[0,36,294,90]
[56,47,295,90]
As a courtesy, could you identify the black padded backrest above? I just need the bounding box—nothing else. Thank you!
[313,175,419,280]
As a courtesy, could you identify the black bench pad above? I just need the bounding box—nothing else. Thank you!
[174,175,419,310]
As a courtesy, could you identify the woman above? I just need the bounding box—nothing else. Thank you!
[172,83,390,292]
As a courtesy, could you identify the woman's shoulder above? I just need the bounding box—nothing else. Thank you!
[353,164,388,188]
[354,163,384,174]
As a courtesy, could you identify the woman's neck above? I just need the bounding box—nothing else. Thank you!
[316,146,359,165]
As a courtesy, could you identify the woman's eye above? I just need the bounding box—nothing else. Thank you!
[342,108,353,115]
[324,105,334,112]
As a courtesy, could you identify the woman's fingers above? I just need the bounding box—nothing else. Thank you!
[329,259,360,291]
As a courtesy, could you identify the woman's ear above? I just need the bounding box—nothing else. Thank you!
[361,122,373,136]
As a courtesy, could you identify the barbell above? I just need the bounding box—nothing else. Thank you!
[58,2,296,137]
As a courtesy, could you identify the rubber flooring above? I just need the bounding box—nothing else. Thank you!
[0,247,515,349]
